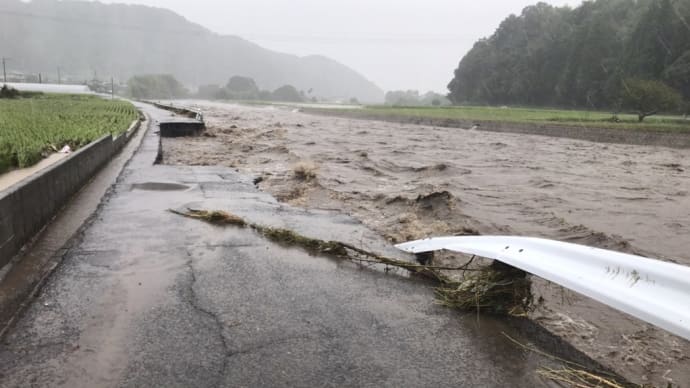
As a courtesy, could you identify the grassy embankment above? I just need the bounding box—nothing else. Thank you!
[310,105,690,132]
[0,94,138,174]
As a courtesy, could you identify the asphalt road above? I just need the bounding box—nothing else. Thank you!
[0,103,565,387]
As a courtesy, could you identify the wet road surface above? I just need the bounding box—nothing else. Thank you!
[0,103,569,387]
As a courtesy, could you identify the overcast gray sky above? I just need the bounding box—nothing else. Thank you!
[98,0,582,93]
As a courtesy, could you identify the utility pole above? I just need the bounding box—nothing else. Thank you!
[38,73,42,84]
[111,77,114,99]
[2,57,8,83]
[57,66,61,84]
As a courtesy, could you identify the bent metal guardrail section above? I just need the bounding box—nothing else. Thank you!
[396,236,690,341]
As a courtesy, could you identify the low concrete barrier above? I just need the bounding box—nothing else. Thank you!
[149,101,204,122]
[0,119,141,267]
[147,101,205,137]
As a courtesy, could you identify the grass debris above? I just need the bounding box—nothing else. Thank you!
[168,208,246,227]
[256,226,348,256]
[169,208,533,317]
[502,332,639,388]
[436,261,533,316]
[293,161,318,180]
[537,367,630,388]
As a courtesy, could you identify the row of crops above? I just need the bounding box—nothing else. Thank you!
[0,94,138,174]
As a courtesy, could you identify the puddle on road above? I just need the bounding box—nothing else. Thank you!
[130,182,190,191]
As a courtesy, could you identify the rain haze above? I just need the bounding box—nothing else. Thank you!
[3,1,690,387]
[95,0,583,92]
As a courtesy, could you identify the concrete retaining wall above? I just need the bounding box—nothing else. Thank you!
[159,119,206,137]
[0,120,141,267]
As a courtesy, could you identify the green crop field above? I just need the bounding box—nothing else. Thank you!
[0,94,138,174]
[312,105,690,132]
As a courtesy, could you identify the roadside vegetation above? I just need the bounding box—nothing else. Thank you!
[0,93,138,174]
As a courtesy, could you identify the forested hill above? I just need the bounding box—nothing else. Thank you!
[448,0,690,110]
[0,0,384,102]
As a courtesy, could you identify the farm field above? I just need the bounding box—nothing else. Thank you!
[0,94,138,174]
[309,105,690,132]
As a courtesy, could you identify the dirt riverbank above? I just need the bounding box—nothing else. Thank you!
[304,108,690,149]
[162,101,690,387]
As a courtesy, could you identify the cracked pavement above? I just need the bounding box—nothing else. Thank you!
[0,103,563,387]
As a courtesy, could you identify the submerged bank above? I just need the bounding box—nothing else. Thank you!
[303,107,690,149]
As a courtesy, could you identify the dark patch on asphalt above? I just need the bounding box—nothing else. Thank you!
[130,182,190,191]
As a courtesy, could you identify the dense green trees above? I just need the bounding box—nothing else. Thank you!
[621,78,683,121]
[385,90,422,106]
[195,76,304,102]
[226,76,260,99]
[271,85,303,102]
[448,0,690,113]
[385,90,451,106]
[127,74,188,99]
[196,84,223,100]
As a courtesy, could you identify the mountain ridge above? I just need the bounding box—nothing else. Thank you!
[0,0,384,102]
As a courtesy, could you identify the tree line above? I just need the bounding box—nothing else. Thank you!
[127,75,305,102]
[196,76,304,102]
[384,90,451,106]
[448,0,690,119]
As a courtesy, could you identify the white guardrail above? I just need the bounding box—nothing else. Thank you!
[396,236,690,341]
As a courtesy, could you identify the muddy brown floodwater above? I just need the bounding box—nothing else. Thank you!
[162,100,690,387]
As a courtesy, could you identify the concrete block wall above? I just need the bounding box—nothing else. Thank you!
[0,120,140,267]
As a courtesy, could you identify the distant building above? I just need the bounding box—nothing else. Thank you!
[4,82,93,95]
[7,71,27,83]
